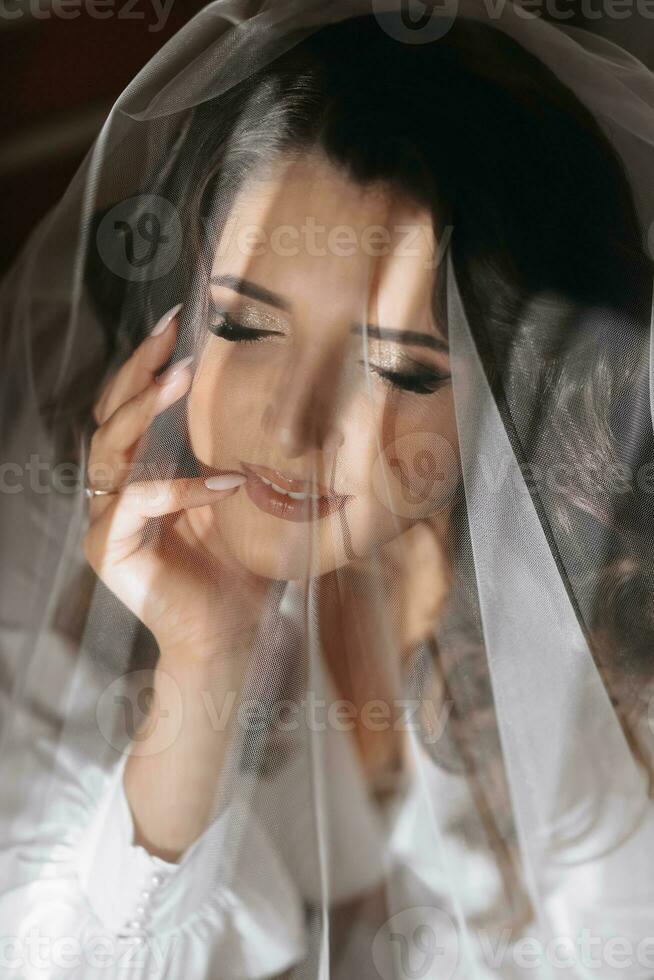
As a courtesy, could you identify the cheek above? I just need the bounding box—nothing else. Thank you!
[332,388,459,561]
[369,388,460,522]
[186,366,225,462]
[186,350,459,545]
[186,348,267,462]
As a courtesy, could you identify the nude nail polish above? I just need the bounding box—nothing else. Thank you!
[155,355,193,385]
[204,474,247,490]
[150,303,182,336]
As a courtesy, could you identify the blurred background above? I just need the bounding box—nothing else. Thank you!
[0,0,206,274]
[1,0,653,276]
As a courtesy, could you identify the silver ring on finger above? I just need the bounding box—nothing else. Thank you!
[84,485,118,498]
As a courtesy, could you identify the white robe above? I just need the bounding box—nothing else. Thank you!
[1,582,654,980]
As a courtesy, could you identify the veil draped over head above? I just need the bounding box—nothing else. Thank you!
[2,1,654,978]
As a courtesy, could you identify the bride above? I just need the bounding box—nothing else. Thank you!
[1,2,654,977]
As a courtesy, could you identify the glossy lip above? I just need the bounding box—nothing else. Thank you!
[239,461,352,523]
[241,461,334,496]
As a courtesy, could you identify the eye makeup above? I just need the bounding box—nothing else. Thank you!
[207,299,287,342]
[349,321,451,395]
[356,330,451,395]
[359,342,451,395]
[206,296,451,394]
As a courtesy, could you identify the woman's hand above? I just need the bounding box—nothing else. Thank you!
[83,306,268,665]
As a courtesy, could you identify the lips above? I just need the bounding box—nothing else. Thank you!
[239,461,351,523]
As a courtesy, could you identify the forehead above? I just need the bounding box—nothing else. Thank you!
[209,152,439,328]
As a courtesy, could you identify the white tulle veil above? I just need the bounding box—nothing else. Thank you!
[1,1,654,978]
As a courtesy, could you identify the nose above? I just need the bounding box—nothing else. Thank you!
[261,350,345,459]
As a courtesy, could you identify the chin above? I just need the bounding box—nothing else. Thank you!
[222,529,350,581]
[209,499,351,581]
[206,488,402,581]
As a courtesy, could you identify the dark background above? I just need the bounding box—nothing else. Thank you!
[1,0,652,275]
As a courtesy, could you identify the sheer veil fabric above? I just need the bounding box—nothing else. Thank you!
[1,1,654,978]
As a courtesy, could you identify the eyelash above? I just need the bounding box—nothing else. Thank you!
[365,364,451,396]
[208,313,450,395]
[208,312,282,343]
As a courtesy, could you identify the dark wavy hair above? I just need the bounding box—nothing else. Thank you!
[79,11,654,909]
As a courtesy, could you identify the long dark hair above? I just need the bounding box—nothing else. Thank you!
[80,13,654,892]
[88,16,653,671]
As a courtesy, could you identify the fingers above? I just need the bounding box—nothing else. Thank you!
[84,475,247,567]
[88,356,194,492]
[93,304,183,426]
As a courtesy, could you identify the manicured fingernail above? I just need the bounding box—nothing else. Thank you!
[150,303,182,336]
[204,473,247,490]
[156,355,193,385]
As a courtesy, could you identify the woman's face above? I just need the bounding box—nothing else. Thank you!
[185,151,459,579]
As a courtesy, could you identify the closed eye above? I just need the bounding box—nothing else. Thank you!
[207,311,283,343]
[362,362,451,395]
[208,308,450,393]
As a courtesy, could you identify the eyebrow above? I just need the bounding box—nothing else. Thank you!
[210,275,291,313]
[210,275,449,354]
[350,323,449,354]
